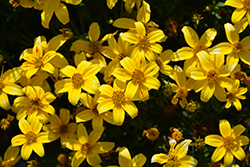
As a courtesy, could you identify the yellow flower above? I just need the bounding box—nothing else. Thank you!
[120,21,165,61]
[113,57,160,101]
[11,117,56,160]
[225,79,248,111]
[188,51,233,102]
[107,147,147,167]
[43,108,77,142]
[97,79,138,126]
[41,0,82,28]
[0,67,23,110]
[20,35,68,78]
[171,26,217,70]
[210,23,250,71]
[76,93,115,131]
[205,119,249,166]
[170,65,195,108]
[143,127,159,142]
[55,60,101,105]
[62,124,114,167]
[12,86,56,122]
[0,145,21,167]
[151,139,198,167]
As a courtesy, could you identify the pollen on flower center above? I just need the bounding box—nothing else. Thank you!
[25,131,37,144]
[81,143,90,153]
[207,69,220,83]
[193,44,205,56]
[226,91,235,100]
[176,88,188,99]
[138,35,150,50]
[88,43,99,56]
[72,73,84,88]
[59,124,68,134]
[232,42,242,54]
[31,98,42,109]
[223,136,236,150]
[155,58,163,68]
[34,58,43,68]
[91,104,99,115]
[132,69,145,84]
[166,153,181,167]
[112,91,125,105]
[243,0,250,10]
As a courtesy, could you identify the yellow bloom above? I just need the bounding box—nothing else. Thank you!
[113,57,160,101]
[43,108,77,142]
[210,23,250,71]
[143,127,159,142]
[120,21,165,61]
[225,79,248,111]
[188,51,233,102]
[62,124,114,167]
[151,139,198,167]
[20,35,68,78]
[41,0,82,28]
[97,79,138,126]
[205,119,249,166]
[12,86,56,122]
[11,117,56,160]
[0,145,21,167]
[0,67,23,110]
[55,60,101,105]
[171,26,217,70]
[76,93,115,130]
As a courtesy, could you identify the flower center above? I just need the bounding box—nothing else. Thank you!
[138,35,150,51]
[34,58,43,68]
[223,136,236,150]
[131,69,145,84]
[9,0,20,8]
[59,124,68,134]
[193,44,205,56]
[0,81,5,89]
[207,69,220,83]
[166,153,181,167]
[155,58,163,68]
[72,73,84,88]
[31,98,43,110]
[243,0,250,10]
[88,43,99,56]
[81,143,90,153]
[232,42,242,54]
[226,91,236,101]
[116,53,127,61]
[112,91,125,105]
[176,87,188,99]
[25,131,37,144]
[91,104,99,115]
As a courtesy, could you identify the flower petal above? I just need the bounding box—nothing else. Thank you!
[200,82,215,102]
[223,151,234,166]
[235,135,249,146]
[55,3,69,25]
[113,18,135,29]
[119,147,132,166]
[77,124,89,144]
[132,153,147,167]
[199,28,217,48]
[224,23,239,44]
[231,146,246,161]
[182,26,199,48]
[231,8,246,24]
[91,142,115,154]
[151,153,168,164]
[219,119,232,137]
[11,134,26,146]
[180,155,198,167]
[122,101,138,119]
[60,108,70,124]
[86,152,102,166]
[31,142,44,157]
[68,87,81,106]
[211,146,226,162]
[76,110,94,123]
[205,134,224,147]
[113,106,125,126]
[21,144,33,160]
[97,99,114,114]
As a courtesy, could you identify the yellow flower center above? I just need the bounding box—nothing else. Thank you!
[25,131,37,144]
[132,69,145,84]
[31,98,43,110]
[59,124,68,134]
[176,87,188,99]
[138,35,150,51]
[166,153,181,167]
[193,44,205,56]
[172,131,183,142]
[155,58,163,68]
[223,136,236,150]
[145,128,159,141]
[112,91,125,105]
[72,73,84,88]
[9,0,20,8]
[207,69,220,83]
[185,101,197,112]
[243,0,250,10]
[88,43,99,56]
[81,143,90,153]
[232,42,242,54]
[0,81,5,89]
[92,104,99,115]
[226,91,236,101]
[34,58,43,68]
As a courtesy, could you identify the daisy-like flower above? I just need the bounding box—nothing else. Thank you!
[76,93,115,131]
[12,86,56,122]
[171,26,217,70]
[54,60,101,105]
[0,145,21,167]
[113,57,160,101]
[225,79,248,111]
[20,35,68,79]
[11,117,56,160]
[43,108,77,143]
[0,67,23,110]
[205,119,249,166]
[62,124,114,167]
[107,147,147,167]
[97,79,138,126]
[151,139,198,167]
[210,23,250,71]
[188,51,233,102]
[154,49,173,77]
[120,21,165,61]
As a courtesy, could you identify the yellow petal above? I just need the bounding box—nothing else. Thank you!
[214,83,226,102]
[86,152,102,166]
[80,62,101,78]
[219,119,232,137]
[31,142,44,157]
[98,84,114,97]
[70,39,89,53]
[91,142,115,154]
[37,132,56,143]
[88,22,100,42]
[205,134,224,147]
[106,0,118,9]
[209,42,232,55]
[151,153,168,164]
[175,139,191,159]
[132,153,147,167]
[74,53,86,66]
[200,82,215,102]
[21,144,32,160]
[234,17,248,33]
[136,1,150,23]
[173,47,193,61]
[82,76,100,94]
[182,26,199,48]
[55,3,69,25]
[235,135,249,146]
[135,22,146,36]
[144,61,159,76]
[88,128,104,145]
[71,150,86,167]
[224,23,239,44]
[2,67,22,83]
[233,98,242,111]
[196,51,213,71]
[211,146,226,162]
[97,100,114,114]
[122,101,138,119]
[125,81,139,100]
[113,106,125,126]
[200,28,217,48]
[77,124,89,144]
[231,8,246,23]
[11,134,26,146]
[68,87,81,105]
[114,79,126,91]
[148,29,165,43]
[239,49,250,65]
[113,18,135,29]
[60,65,77,77]
[232,146,246,161]
[61,0,82,5]
[120,32,138,44]
[31,118,43,134]
[224,0,244,8]
[19,118,32,134]
[143,76,160,90]
[119,147,132,166]
[232,124,246,138]
[223,151,234,166]
[60,108,70,124]
[92,116,103,131]
[76,109,94,123]
[0,91,11,110]
[54,79,72,94]
[179,155,198,167]
[41,10,54,29]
